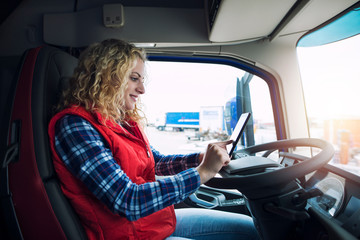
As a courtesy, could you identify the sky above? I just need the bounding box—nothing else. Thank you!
[297,34,360,119]
[141,62,243,123]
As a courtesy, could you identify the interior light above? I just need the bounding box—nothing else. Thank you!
[134,43,156,48]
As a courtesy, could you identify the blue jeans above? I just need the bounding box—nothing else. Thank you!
[166,208,260,240]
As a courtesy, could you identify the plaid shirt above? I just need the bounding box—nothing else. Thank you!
[54,115,201,221]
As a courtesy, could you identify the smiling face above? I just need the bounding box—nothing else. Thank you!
[124,59,145,111]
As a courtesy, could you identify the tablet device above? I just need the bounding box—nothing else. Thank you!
[226,112,251,157]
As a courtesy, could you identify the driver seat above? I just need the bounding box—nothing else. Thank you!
[7,46,87,239]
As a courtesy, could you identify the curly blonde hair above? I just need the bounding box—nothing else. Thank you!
[59,39,147,125]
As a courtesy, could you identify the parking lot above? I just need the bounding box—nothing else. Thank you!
[145,126,212,155]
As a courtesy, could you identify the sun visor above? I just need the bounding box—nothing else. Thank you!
[298,6,360,47]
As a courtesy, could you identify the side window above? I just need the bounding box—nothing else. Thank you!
[143,61,276,154]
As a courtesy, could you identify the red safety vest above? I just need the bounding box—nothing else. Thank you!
[48,106,176,240]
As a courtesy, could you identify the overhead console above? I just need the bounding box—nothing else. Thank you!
[43,4,209,48]
[204,0,296,42]
[204,0,359,43]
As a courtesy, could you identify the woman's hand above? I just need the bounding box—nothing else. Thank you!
[197,152,205,165]
[196,140,233,184]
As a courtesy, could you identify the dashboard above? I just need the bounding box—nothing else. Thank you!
[307,172,345,217]
[305,167,360,238]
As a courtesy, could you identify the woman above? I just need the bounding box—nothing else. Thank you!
[48,39,259,240]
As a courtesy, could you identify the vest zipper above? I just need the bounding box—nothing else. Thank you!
[145,145,150,158]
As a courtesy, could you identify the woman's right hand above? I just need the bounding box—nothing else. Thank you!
[196,140,233,184]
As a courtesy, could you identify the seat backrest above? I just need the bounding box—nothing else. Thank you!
[8,46,87,239]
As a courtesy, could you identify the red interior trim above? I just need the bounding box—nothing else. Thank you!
[9,46,66,239]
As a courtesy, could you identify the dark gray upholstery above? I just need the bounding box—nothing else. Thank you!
[29,46,86,239]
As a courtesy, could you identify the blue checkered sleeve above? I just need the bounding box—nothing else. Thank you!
[54,115,201,221]
[152,147,200,176]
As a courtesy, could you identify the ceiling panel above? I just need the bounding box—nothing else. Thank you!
[209,0,296,42]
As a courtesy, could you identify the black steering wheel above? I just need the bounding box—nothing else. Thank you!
[206,138,335,197]
[203,138,335,240]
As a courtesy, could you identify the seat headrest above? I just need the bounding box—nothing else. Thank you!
[31,46,78,180]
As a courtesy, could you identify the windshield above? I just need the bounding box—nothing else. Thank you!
[297,6,360,176]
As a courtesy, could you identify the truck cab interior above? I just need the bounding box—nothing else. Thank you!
[1,0,360,239]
